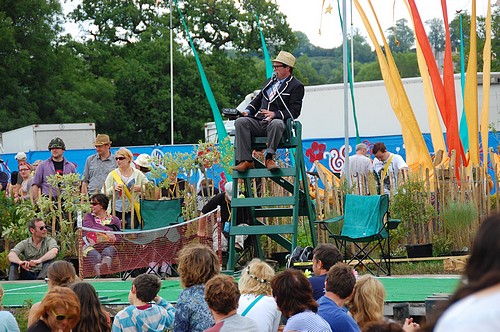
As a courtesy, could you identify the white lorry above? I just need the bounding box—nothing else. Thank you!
[0,123,96,153]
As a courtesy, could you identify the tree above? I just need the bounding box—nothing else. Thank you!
[386,18,415,53]
[426,18,445,54]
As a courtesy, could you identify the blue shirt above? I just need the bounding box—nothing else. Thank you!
[317,296,360,332]
[112,297,175,332]
[173,284,214,332]
[309,274,327,300]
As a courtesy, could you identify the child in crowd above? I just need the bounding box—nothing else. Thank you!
[112,273,175,332]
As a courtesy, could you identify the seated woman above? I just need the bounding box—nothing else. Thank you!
[83,193,121,276]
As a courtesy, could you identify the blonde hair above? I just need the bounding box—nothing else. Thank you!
[35,286,81,329]
[116,147,133,163]
[238,259,275,296]
[349,274,386,329]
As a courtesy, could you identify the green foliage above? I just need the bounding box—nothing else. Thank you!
[432,234,453,257]
[0,196,33,250]
[386,18,415,53]
[440,201,477,251]
[13,299,32,332]
[390,177,437,244]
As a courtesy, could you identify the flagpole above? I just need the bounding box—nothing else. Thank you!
[170,0,174,145]
[343,0,350,185]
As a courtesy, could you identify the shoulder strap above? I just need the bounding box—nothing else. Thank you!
[241,294,264,317]
[381,154,395,182]
[110,170,133,202]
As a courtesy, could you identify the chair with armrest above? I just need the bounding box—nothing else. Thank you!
[315,194,400,276]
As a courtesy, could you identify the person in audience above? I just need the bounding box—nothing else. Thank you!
[16,161,34,201]
[363,321,404,332]
[431,213,500,332]
[112,273,175,331]
[27,286,81,332]
[197,182,248,253]
[271,269,332,332]
[8,218,59,280]
[196,179,219,214]
[83,193,121,276]
[204,274,259,332]
[349,274,419,332]
[81,134,116,195]
[349,274,385,330]
[28,260,80,326]
[309,243,343,300]
[173,244,220,332]
[32,137,77,200]
[103,147,148,229]
[317,262,360,332]
[70,282,111,332]
[237,259,281,332]
[0,284,20,332]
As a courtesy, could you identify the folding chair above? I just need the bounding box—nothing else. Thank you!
[141,199,184,229]
[120,199,184,280]
[316,194,400,276]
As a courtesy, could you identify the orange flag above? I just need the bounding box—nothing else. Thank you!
[407,0,466,169]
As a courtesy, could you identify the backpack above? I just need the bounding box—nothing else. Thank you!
[286,245,314,269]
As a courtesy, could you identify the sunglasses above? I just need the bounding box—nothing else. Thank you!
[51,308,74,321]
[115,156,126,161]
[38,226,47,231]
[90,202,100,206]
[19,168,30,171]
[272,64,286,69]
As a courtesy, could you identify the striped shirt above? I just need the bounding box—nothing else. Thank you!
[112,297,175,332]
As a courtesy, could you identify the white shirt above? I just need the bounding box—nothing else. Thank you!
[341,154,373,176]
[435,286,500,332]
[237,294,281,332]
[373,153,408,194]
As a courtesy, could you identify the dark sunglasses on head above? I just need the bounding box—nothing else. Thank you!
[115,156,126,161]
[51,308,73,321]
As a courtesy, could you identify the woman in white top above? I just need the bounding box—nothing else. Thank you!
[237,259,281,332]
[434,214,500,332]
[103,147,148,229]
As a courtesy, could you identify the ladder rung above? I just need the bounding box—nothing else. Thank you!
[254,208,294,217]
[231,196,295,207]
[230,224,294,235]
[232,168,297,178]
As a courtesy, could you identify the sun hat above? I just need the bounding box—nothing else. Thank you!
[273,51,296,68]
[134,154,151,170]
[224,182,233,201]
[15,152,27,161]
[93,134,112,146]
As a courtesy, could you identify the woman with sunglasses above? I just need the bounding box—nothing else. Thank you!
[27,286,80,332]
[82,193,121,277]
[103,147,148,229]
[16,161,34,201]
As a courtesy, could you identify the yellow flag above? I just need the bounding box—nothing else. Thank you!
[481,0,492,167]
[354,0,433,172]
[465,1,479,165]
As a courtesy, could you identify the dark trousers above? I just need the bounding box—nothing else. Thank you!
[8,260,54,280]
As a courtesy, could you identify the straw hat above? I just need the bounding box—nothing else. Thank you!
[93,134,112,146]
[273,51,296,68]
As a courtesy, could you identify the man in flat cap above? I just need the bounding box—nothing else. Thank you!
[233,50,305,172]
[81,134,117,195]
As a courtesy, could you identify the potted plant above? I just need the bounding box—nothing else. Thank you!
[440,201,477,255]
[390,176,437,258]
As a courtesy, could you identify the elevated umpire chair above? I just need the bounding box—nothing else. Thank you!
[316,194,400,276]
[228,119,317,273]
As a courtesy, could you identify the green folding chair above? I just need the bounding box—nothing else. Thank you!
[140,199,184,230]
[317,194,400,276]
